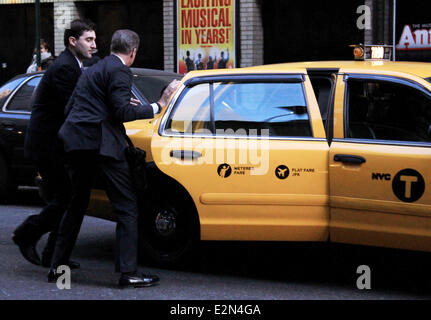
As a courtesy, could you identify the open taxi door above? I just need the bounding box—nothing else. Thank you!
[151,69,330,242]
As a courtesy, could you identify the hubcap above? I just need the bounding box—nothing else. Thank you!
[155,210,176,237]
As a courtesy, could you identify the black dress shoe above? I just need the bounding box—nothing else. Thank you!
[47,268,60,283]
[12,235,41,266]
[118,273,159,288]
[141,273,160,283]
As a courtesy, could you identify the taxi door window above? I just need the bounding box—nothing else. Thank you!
[165,83,211,134]
[346,78,431,143]
[6,76,41,112]
[165,81,312,137]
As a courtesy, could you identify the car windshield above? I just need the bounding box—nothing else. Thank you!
[132,74,182,103]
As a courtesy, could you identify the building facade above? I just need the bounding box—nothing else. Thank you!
[0,0,429,83]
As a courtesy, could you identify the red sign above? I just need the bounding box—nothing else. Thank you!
[396,24,431,51]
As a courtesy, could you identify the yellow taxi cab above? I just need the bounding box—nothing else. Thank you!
[87,52,431,267]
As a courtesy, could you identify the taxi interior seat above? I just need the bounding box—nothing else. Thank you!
[348,96,375,139]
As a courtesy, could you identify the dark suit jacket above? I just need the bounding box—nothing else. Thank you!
[59,54,155,161]
[25,48,81,160]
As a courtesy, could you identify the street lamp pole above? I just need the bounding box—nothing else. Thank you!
[393,0,396,61]
[35,0,41,70]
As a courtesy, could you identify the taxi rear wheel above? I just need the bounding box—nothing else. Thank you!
[139,182,200,268]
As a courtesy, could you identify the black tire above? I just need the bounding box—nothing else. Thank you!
[139,180,200,268]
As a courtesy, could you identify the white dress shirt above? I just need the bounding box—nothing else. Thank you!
[74,56,84,71]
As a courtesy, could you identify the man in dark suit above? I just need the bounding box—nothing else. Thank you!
[48,29,179,287]
[12,20,96,268]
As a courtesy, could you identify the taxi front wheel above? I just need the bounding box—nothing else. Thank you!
[139,182,200,268]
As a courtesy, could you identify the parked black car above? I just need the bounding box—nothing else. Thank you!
[0,68,181,201]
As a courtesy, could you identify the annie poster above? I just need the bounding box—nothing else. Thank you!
[177,0,236,75]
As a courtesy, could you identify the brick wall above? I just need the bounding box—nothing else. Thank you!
[53,1,79,56]
[239,0,263,67]
[163,0,175,72]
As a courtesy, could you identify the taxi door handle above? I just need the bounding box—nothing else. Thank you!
[334,154,366,164]
[170,150,202,160]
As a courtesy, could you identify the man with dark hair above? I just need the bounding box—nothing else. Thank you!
[12,19,96,268]
[48,29,179,287]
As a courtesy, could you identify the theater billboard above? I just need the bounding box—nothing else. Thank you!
[177,0,236,75]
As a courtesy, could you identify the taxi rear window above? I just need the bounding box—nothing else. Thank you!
[165,79,312,138]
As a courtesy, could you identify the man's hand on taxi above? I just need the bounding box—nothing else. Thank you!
[0,89,11,99]
[130,97,142,106]
[158,79,181,108]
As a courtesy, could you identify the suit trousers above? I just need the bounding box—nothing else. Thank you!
[50,150,139,273]
[14,154,70,251]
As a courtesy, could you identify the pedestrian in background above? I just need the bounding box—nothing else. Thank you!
[26,39,55,73]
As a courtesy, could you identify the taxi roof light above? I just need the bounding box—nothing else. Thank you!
[350,44,393,61]
[371,46,384,60]
[353,47,364,60]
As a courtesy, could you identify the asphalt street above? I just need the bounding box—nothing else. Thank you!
[1,189,431,300]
